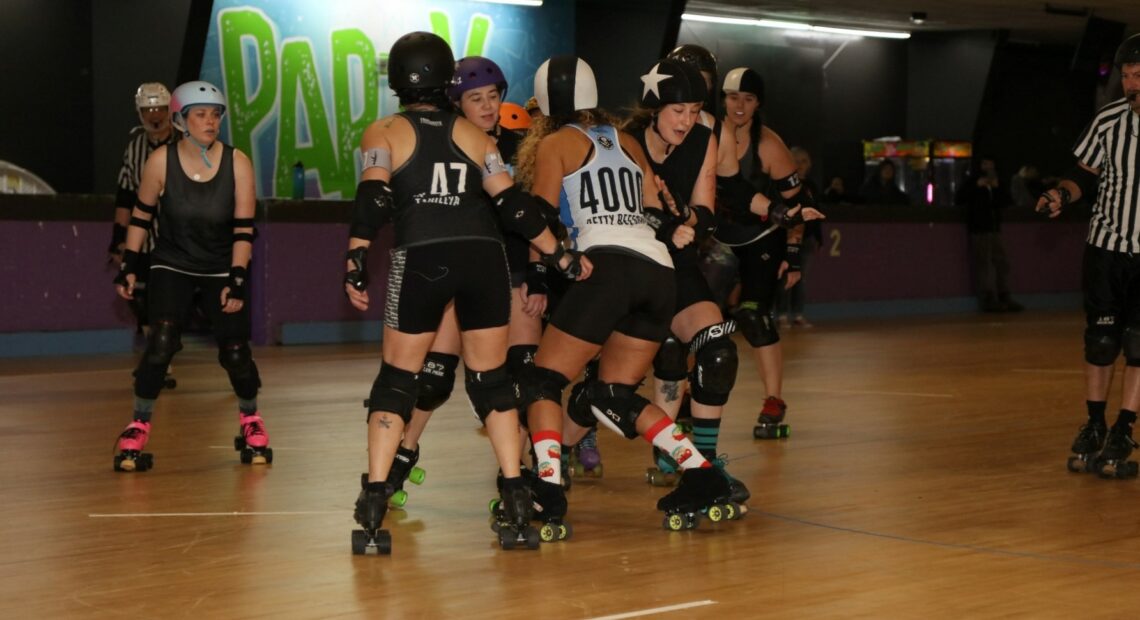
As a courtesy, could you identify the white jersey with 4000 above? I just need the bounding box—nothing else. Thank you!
[558,124,672,268]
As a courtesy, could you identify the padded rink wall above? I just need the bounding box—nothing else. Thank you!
[0,195,1086,357]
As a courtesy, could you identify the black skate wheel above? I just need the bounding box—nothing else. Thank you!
[498,529,516,550]
[113,455,127,472]
[753,426,765,440]
[376,530,392,555]
[261,448,274,464]
[351,529,368,555]
[139,453,153,471]
[234,435,247,451]
[164,377,177,389]
[239,448,253,465]
[525,526,541,549]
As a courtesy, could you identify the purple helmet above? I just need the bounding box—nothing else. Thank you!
[448,56,508,102]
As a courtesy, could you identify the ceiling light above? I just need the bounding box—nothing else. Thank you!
[479,0,542,6]
[681,12,911,40]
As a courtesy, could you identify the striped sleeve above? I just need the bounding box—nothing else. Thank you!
[116,129,148,192]
[1072,118,1104,169]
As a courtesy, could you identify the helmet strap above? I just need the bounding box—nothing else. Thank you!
[184,131,215,169]
[650,113,675,156]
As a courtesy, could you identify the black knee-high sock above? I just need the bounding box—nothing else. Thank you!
[1113,409,1136,434]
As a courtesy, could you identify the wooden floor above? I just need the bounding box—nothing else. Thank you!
[3,311,1140,618]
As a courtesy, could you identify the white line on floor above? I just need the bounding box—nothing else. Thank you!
[1012,369,1084,375]
[796,388,955,399]
[88,510,342,518]
[584,601,717,620]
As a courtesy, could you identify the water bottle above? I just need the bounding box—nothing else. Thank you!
[291,161,304,199]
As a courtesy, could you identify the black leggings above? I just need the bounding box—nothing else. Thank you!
[133,267,259,400]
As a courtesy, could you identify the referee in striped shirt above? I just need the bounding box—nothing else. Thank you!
[109,83,178,331]
[1038,33,1140,477]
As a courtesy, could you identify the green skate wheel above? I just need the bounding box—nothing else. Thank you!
[488,498,500,515]
[572,463,584,477]
[707,505,724,522]
[390,489,408,508]
[590,463,603,478]
[665,513,685,531]
[408,467,425,485]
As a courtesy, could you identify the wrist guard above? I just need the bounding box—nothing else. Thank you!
[345,247,369,292]
[227,266,249,300]
[114,250,140,286]
[644,206,684,250]
[770,201,805,229]
[109,223,127,253]
[524,262,549,297]
[785,242,802,272]
[540,244,584,280]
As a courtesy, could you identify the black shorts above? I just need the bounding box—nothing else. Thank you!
[735,233,786,308]
[549,250,675,345]
[146,266,250,344]
[385,239,511,334]
[1083,243,1140,331]
[672,259,716,315]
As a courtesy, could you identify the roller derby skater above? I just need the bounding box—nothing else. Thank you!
[352,479,394,555]
[112,79,270,471]
[1067,419,1106,473]
[657,465,745,531]
[344,32,581,554]
[1037,36,1140,481]
[754,395,790,439]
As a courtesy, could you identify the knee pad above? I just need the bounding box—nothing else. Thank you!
[507,344,538,377]
[583,357,600,382]
[735,305,779,347]
[689,321,739,406]
[652,335,688,381]
[416,352,458,411]
[218,342,253,373]
[368,362,419,424]
[465,364,519,423]
[1124,327,1140,366]
[1084,327,1121,366]
[566,379,599,429]
[519,365,571,410]
[145,320,181,367]
[589,382,650,440]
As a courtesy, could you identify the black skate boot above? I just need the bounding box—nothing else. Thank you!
[711,455,751,510]
[532,479,572,542]
[491,476,540,550]
[753,396,790,439]
[656,466,742,530]
[386,445,425,508]
[351,478,393,555]
[1093,427,1139,479]
[1066,423,1107,473]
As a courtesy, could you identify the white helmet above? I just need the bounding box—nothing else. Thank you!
[534,56,597,116]
[170,80,227,131]
[135,83,171,109]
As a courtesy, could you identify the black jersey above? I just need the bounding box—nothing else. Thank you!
[389,110,503,249]
[714,132,784,247]
[490,125,528,276]
[151,143,236,274]
[637,124,713,268]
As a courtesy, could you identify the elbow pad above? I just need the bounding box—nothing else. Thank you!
[491,185,549,241]
[1066,164,1099,200]
[350,180,395,241]
[715,173,756,214]
[691,205,717,241]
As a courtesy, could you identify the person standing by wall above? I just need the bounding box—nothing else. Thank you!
[962,157,1022,313]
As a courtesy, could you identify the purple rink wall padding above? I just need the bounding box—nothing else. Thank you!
[0,196,1088,358]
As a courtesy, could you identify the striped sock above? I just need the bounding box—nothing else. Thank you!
[691,418,721,461]
[644,417,709,470]
[531,430,562,485]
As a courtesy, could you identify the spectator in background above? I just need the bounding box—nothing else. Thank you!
[776,147,824,328]
[961,157,1023,313]
[1009,164,1044,208]
[860,159,909,205]
[822,175,860,204]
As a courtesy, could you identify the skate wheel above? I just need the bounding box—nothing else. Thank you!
[239,448,253,465]
[164,377,177,389]
[375,530,392,555]
[664,513,686,531]
[572,463,584,477]
[390,489,408,508]
[590,464,603,478]
[263,448,273,464]
[559,522,572,540]
[408,467,425,485]
[139,453,153,471]
[488,498,501,516]
[1123,462,1140,478]
[782,425,791,438]
[498,528,516,550]
[525,527,541,549]
[351,529,368,555]
[724,503,738,520]
[234,435,247,451]
[1066,456,1085,473]
[707,505,724,522]
[113,455,131,472]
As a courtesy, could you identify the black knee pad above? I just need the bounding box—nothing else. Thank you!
[507,344,538,376]
[368,362,419,424]
[653,335,688,381]
[1124,327,1140,367]
[519,365,571,410]
[589,382,650,440]
[735,306,779,347]
[416,352,458,411]
[218,342,253,373]
[465,364,519,423]
[582,357,600,382]
[689,321,739,406]
[145,320,182,367]
[566,379,599,429]
[1085,327,1121,366]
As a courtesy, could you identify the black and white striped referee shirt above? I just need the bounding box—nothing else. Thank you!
[1073,97,1140,253]
[117,127,177,252]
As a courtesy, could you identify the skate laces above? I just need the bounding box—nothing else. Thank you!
[580,430,597,450]
[242,416,266,438]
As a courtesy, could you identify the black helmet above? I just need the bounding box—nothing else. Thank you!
[640,58,708,108]
[1116,33,1140,68]
[722,67,765,103]
[534,55,598,116]
[667,44,718,75]
[388,32,455,90]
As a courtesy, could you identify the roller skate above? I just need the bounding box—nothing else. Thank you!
[531,479,572,542]
[570,427,603,479]
[351,478,393,555]
[113,420,154,472]
[657,466,743,531]
[646,446,681,486]
[753,396,790,439]
[1093,427,1139,479]
[487,476,540,550]
[711,455,751,509]
[1066,423,1107,473]
[386,445,426,508]
[233,412,273,464]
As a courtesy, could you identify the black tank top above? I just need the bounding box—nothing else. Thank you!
[389,110,502,248]
[737,134,786,244]
[151,143,236,274]
[492,126,528,275]
[636,123,712,268]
